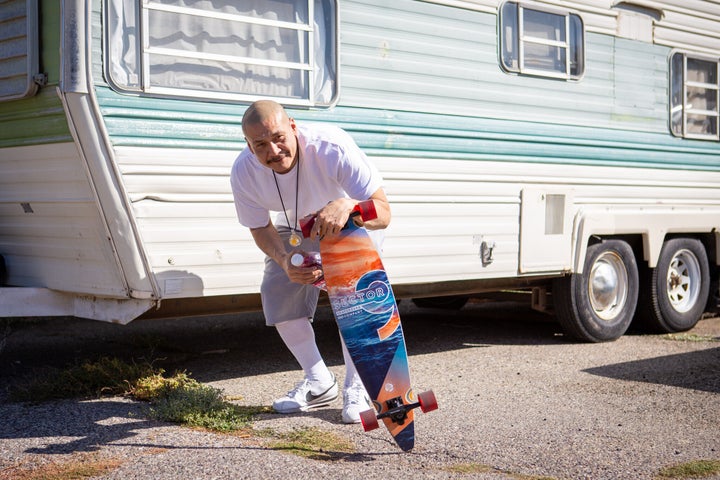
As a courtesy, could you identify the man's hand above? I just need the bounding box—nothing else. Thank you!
[248,225,323,286]
[308,198,355,239]
[285,251,324,285]
[306,189,391,240]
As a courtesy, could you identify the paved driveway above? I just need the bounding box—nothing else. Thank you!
[1,302,719,479]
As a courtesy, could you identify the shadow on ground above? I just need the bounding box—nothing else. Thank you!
[0,300,564,388]
[583,347,720,394]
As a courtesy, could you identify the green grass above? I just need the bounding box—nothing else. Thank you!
[5,356,352,457]
[7,358,269,432]
[264,426,356,460]
[147,380,270,432]
[657,460,720,479]
[8,357,156,402]
[445,463,497,475]
[662,333,719,342]
[445,463,557,479]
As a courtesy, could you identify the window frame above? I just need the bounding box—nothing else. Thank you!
[669,50,719,141]
[103,0,339,107]
[0,0,40,102]
[498,0,585,81]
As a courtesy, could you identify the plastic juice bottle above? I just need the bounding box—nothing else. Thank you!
[290,252,327,290]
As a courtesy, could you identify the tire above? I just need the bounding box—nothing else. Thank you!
[636,238,710,333]
[553,240,639,342]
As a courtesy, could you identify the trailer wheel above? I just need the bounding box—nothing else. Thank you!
[636,238,710,333]
[553,240,638,342]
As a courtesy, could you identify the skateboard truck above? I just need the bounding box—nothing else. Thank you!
[360,390,438,432]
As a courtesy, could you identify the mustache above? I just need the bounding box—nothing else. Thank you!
[267,152,290,164]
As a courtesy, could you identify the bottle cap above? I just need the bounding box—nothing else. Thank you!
[290,253,305,267]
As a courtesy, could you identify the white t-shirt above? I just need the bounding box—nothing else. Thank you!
[231,123,384,231]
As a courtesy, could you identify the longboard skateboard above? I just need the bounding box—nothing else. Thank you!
[300,201,437,451]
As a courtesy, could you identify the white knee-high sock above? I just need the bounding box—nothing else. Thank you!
[340,336,363,389]
[275,318,333,388]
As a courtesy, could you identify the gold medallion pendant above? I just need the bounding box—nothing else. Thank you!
[289,231,302,247]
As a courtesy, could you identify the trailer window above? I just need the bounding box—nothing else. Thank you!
[670,52,719,140]
[0,0,40,101]
[105,0,337,107]
[499,1,584,80]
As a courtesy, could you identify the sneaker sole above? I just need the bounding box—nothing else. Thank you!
[273,392,339,414]
[273,375,339,414]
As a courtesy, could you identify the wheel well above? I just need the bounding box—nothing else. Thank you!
[589,233,716,271]
[587,234,644,265]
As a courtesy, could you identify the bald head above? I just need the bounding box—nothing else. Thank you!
[242,100,299,174]
[242,100,289,136]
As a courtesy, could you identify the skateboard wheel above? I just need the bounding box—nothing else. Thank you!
[360,408,379,432]
[418,390,438,413]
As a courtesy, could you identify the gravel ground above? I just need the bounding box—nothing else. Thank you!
[0,301,719,479]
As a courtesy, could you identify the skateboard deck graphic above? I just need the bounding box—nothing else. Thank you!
[320,221,416,451]
[299,202,437,451]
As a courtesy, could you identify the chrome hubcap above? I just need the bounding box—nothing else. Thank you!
[666,249,701,313]
[588,251,628,321]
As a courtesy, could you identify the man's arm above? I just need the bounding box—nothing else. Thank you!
[362,188,391,231]
[249,221,289,267]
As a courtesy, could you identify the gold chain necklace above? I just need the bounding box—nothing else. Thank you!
[272,156,302,247]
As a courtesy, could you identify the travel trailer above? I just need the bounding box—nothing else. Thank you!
[1,0,718,342]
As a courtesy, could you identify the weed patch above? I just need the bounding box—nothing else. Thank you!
[445,463,557,479]
[129,370,199,401]
[148,381,270,432]
[662,333,719,342]
[5,356,357,462]
[8,357,156,402]
[657,459,720,479]
[445,463,497,475]
[6,358,270,434]
[3,452,124,480]
[266,426,356,460]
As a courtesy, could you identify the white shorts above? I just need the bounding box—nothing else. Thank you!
[260,225,385,326]
[260,227,322,326]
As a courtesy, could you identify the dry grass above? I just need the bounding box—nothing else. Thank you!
[444,463,558,479]
[2,452,124,480]
[264,426,356,460]
[656,460,720,479]
[662,333,719,342]
[8,357,156,403]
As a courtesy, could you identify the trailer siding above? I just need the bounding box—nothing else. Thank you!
[0,1,136,297]
[0,143,131,294]
[80,0,720,298]
[0,0,718,316]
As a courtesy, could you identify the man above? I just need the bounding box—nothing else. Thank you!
[230,100,391,423]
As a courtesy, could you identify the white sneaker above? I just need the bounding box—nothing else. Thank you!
[272,374,338,413]
[342,382,373,424]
